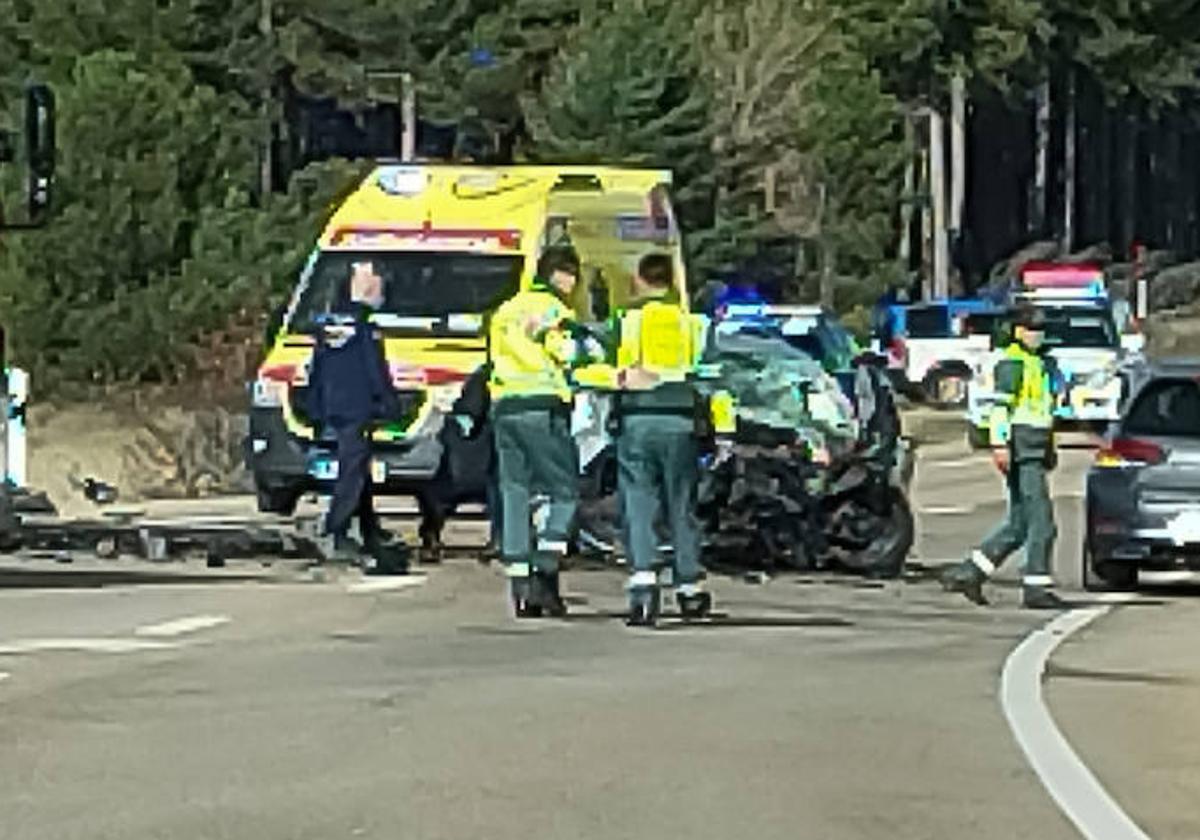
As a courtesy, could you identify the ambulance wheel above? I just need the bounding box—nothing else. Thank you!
[255,482,301,516]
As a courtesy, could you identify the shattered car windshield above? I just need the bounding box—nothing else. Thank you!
[711,334,856,439]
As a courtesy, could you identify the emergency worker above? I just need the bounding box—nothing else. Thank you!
[941,304,1065,609]
[577,253,714,626]
[488,246,598,618]
[307,261,409,572]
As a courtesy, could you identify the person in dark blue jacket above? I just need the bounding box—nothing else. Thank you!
[306,261,408,569]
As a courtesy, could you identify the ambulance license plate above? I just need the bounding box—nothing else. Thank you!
[312,459,386,483]
[371,460,387,484]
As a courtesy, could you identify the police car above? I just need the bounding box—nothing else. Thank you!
[966,264,1126,447]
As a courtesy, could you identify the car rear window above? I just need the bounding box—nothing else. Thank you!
[1125,378,1200,437]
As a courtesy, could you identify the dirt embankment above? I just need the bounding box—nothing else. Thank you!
[26,386,250,518]
[1145,307,1200,359]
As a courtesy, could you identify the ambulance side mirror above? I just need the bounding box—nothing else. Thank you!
[24,84,56,223]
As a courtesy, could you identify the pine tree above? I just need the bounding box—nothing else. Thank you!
[694,0,908,299]
[521,0,712,221]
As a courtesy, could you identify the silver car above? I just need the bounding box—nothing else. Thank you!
[1085,359,1200,589]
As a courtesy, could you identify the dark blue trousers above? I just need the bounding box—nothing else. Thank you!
[325,424,381,546]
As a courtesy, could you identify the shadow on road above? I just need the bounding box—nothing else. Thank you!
[559,611,856,630]
[0,568,265,589]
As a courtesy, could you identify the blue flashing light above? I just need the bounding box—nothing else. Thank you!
[723,303,768,319]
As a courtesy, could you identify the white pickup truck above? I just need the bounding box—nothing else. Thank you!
[883,303,1000,408]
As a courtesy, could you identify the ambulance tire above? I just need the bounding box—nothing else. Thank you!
[256,482,301,517]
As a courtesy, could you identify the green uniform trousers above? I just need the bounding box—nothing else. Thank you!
[617,414,703,585]
[980,457,1057,580]
[493,405,578,573]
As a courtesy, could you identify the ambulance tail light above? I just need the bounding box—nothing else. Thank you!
[389,365,468,389]
[424,367,468,387]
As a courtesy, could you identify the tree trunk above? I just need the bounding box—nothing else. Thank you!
[1031,78,1050,238]
[402,72,416,162]
[929,109,949,299]
[1062,68,1076,253]
[820,233,836,309]
[1121,111,1138,256]
[818,184,835,308]
[899,120,915,271]
[919,130,933,301]
[259,0,274,198]
[950,74,967,235]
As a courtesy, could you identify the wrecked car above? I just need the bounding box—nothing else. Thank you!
[575,331,914,578]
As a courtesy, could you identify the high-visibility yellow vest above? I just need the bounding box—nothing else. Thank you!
[616,300,707,377]
[989,342,1055,447]
[574,297,737,432]
[487,287,579,404]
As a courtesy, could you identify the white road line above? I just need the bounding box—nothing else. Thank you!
[1001,602,1151,840]
[0,672,9,683]
[920,505,977,515]
[0,638,179,655]
[926,457,988,469]
[345,576,428,595]
[1140,570,1200,585]
[135,615,231,638]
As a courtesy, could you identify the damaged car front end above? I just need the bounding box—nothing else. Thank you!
[576,332,915,578]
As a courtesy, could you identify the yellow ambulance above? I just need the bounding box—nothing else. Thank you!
[246,164,687,514]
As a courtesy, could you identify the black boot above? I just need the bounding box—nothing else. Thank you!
[626,586,660,628]
[509,575,542,619]
[1023,586,1068,610]
[532,571,568,618]
[676,589,713,621]
[418,540,444,565]
[940,560,988,605]
[363,542,411,576]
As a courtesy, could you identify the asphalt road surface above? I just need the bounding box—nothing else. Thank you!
[2,438,1197,839]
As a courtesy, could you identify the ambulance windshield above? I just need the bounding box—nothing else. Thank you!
[289,250,522,333]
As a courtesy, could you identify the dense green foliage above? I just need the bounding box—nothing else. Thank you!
[1,0,1198,390]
